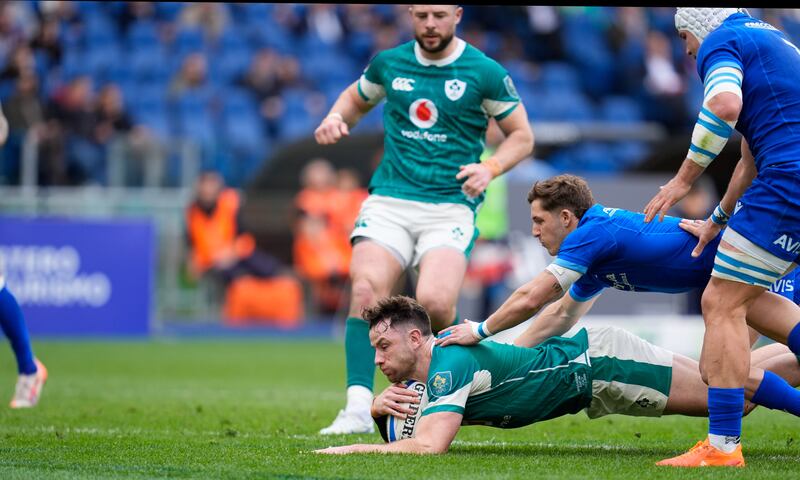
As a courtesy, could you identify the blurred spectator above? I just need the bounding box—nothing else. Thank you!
[1,70,43,184]
[293,158,354,315]
[525,6,564,62]
[331,168,368,236]
[46,75,105,184]
[30,17,62,68]
[185,170,303,325]
[641,30,690,133]
[305,4,344,45]
[177,3,230,44]
[169,52,208,97]
[185,170,281,284]
[95,84,165,187]
[0,3,31,67]
[0,44,35,83]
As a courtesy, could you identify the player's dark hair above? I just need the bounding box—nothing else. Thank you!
[362,295,433,337]
[527,174,594,219]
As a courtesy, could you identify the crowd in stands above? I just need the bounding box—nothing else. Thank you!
[1,3,799,188]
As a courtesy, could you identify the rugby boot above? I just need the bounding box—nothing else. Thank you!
[656,438,745,467]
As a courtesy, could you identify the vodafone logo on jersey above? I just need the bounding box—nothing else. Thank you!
[408,99,438,129]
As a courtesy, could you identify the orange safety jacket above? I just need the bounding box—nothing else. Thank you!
[186,189,255,273]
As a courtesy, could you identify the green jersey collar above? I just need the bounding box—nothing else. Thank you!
[414,37,466,67]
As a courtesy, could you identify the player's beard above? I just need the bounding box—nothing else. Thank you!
[415,31,454,54]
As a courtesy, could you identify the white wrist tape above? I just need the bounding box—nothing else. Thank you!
[471,321,492,339]
[688,65,742,168]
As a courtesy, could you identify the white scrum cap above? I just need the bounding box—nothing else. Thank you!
[674,8,745,43]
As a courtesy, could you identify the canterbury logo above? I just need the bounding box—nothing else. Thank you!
[392,77,415,91]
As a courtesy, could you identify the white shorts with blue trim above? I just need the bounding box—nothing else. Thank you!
[712,227,794,288]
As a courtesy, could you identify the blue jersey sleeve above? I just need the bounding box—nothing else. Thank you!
[569,275,604,302]
[697,29,744,83]
[554,223,617,275]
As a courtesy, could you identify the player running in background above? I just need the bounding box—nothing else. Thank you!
[0,102,47,408]
[642,8,800,466]
[436,175,800,426]
[313,5,534,434]
[315,296,800,456]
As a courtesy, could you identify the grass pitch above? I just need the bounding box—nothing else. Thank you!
[0,338,798,479]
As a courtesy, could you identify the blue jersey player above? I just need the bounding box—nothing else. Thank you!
[642,8,800,467]
[437,175,800,459]
[0,102,47,408]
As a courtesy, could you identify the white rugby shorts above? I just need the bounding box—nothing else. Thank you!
[350,195,478,268]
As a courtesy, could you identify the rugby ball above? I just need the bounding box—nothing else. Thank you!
[384,380,428,442]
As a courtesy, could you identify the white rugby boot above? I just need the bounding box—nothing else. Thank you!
[319,385,374,434]
[10,358,48,408]
[319,409,374,435]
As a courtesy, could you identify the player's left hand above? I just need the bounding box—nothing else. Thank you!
[678,217,722,258]
[435,319,480,347]
[315,445,363,454]
[456,163,493,199]
[643,176,692,223]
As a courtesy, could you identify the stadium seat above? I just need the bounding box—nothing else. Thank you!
[538,62,581,93]
[173,26,206,60]
[126,20,161,50]
[129,84,172,141]
[600,96,643,123]
[173,87,215,143]
[129,44,171,83]
[536,91,596,122]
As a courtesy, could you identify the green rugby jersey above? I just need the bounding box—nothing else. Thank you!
[423,329,593,428]
[357,38,520,211]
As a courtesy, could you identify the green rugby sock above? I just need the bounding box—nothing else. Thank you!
[345,317,375,391]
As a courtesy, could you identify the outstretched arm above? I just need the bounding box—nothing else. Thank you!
[436,269,563,346]
[513,293,598,348]
[315,411,462,455]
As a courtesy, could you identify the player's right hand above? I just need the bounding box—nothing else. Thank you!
[371,384,421,419]
[435,319,480,347]
[678,217,722,258]
[314,115,349,145]
[643,176,692,223]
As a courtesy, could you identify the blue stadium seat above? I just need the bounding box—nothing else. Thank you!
[127,20,161,50]
[220,88,269,186]
[129,84,171,141]
[538,62,581,93]
[173,26,206,60]
[220,88,264,151]
[536,91,595,122]
[600,96,643,123]
[155,2,184,22]
[129,44,171,83]
[612,141,649,168]
[173,87,215,142]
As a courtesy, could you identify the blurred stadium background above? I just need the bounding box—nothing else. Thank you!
[0,3,799,354]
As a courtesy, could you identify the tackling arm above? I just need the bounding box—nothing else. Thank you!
[315,411,463,455]
[436,269,564,346]
[513,293,598,348]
